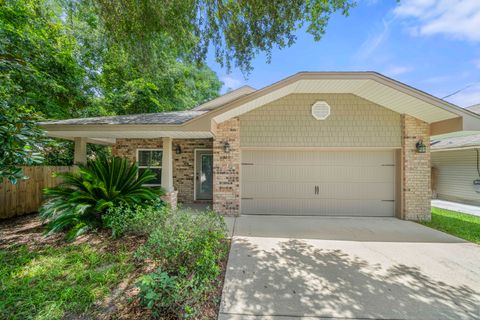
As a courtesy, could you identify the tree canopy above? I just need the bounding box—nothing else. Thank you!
[0,0,222,120]
[1,0,355,176]
[92,0,356,73]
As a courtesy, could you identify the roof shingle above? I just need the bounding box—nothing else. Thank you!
[40,110,207,125]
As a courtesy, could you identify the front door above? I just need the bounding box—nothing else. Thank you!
[195,150,213,200]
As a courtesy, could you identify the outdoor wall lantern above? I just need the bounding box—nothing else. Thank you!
[175,144,182,154]
[416,139,427,153]
[223,141,231,154]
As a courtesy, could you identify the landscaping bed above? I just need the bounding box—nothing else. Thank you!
[422,207,480,244]
[0,213,229,319]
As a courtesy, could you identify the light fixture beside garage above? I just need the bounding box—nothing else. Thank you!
[416,139,427,153]
[311,101,331,120]
[223,141,231,153]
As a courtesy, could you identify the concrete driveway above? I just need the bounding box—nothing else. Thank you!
[219,216,480,320]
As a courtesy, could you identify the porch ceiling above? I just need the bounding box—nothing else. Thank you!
[46,128,213,141]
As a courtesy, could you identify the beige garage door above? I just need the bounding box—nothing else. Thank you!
[241,150,396,216]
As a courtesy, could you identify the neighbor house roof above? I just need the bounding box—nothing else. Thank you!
[40,110,208,126]
[431,134,480,151]
[431,103,480,151]
[467,104,480,114]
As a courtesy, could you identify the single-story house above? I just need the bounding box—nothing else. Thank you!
[431,104,480,205]
[40,72,480,220]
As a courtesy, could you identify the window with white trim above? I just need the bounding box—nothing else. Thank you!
[137,149,162,186]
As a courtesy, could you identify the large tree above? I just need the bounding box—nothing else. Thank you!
[59,0,222,115]
[91,0,356,73]
[0,0,88,119]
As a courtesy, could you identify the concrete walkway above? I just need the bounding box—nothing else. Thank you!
[219,216,480,320]
[432,199,480,217]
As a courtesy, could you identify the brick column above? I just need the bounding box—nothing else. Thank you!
[401,114,431,221]
[213,118,240,216]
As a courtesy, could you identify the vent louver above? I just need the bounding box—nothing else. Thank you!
[311,101,331,120]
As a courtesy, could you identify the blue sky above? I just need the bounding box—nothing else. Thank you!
[206,0,480,108]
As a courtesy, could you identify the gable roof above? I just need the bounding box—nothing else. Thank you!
[193,86,256,111]
[207,72,478,126]
[40,71,480,141]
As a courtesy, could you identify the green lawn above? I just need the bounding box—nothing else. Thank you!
[0,243,134,320]
[422,207,480,244]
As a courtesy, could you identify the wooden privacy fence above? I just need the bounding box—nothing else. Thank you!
[0,166,75,219]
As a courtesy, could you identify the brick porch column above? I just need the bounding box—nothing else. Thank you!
[213,118,240,216]
[401,114,431,221]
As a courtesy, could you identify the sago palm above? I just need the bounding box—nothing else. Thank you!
[40,156,164,240]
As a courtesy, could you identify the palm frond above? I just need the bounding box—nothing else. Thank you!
[40,156,164,239]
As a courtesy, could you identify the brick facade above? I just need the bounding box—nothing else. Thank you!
[401,114,431,221]
[161,190,178,210]
[111,113,431,221]
[172,139,213,203]
[213,118,241,216]
[112,138,213,205]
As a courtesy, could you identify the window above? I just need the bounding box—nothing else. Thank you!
[137,149,162,186]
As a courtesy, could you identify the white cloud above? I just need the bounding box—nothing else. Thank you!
[220,75,243,91]
[357,18,393,60]
[473,58,480,69]
[443,83,480,107]
[394,0,480,42]
[385,65,413,76]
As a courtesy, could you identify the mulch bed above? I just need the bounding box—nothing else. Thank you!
[0,214,229,320]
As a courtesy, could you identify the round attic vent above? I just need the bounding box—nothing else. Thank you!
[311,101,330,120]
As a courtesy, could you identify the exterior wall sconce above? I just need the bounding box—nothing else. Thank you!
[416,139,427,153]
[223,141,231,153]
[175,144,182,154]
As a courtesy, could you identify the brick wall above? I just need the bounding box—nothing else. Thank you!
[112,138,213,204]
[112,138,162,163]
[401,114,431,221]
[172,139,213,203]
[213,118,241,216]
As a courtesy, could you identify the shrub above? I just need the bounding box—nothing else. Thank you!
[136,209,228,318]
[40,156,163,240]
[103,199,167,238]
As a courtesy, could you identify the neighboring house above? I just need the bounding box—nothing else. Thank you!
[431,104,480,205]
[40,72,480,221]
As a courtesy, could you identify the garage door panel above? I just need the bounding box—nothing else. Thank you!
[242,165,394,183]
[242,150,395,166]
[241,150,396,217]
[241,198,395,216]
[242,181,394,199]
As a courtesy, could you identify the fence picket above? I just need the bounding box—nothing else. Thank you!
[0,166,74,219]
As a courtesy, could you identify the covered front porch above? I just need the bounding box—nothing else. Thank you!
[69,135,216,209]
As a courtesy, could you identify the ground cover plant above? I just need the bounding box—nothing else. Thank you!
[135,209,229,318]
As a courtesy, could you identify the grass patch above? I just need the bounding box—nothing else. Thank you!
[422,207,480,244]
[0,243,134,320]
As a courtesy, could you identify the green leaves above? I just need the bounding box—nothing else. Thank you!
[91,0,356,74]
[0,105,45,184]
[136,209,228,318]
[39,156,164,240]
[1,0,88,119]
